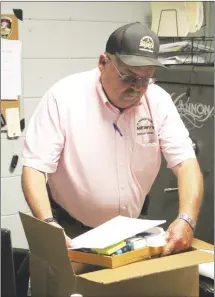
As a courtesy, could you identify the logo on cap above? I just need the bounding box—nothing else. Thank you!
[139,36,154,53]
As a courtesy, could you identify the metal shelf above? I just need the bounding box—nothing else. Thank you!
[158,37,214,66]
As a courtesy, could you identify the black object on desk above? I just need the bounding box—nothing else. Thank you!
[1,228,17,297]
[1,228,30,297]
[199,275,214,297]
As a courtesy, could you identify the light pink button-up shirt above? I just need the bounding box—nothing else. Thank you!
[22,68,196,227]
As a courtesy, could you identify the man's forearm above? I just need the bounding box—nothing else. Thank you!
[22,166,73,247]
[175,159,203,222]
[21,166,53,220]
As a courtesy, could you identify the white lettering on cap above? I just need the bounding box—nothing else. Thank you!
[139,36,154,53]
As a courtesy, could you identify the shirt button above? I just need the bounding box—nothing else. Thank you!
[122,206,126,210]
[120,186,124,190]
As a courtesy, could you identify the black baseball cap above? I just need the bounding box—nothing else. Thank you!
[105,22,165,68]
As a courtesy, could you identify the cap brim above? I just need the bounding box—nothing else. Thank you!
[116,53,167,69]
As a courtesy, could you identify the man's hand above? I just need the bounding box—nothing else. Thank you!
[162,218,193,256]
[64,234,73,249]
[48,221,73,248]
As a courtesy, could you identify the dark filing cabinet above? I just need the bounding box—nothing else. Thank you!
[146,66,214,245]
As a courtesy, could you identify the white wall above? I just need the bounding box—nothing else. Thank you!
[1,1,151,248]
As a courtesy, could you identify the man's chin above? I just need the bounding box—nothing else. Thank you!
[119,98,141,109]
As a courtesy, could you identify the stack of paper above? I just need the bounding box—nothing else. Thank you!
[1,39,22,100]
[158,40,214,65]
[199,249,214,280]
[186,2,204,33]
[159,41,213,54]
[69,215,166,250]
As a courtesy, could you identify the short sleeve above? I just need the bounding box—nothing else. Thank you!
[157,91,196,169]
[22,89,65,173]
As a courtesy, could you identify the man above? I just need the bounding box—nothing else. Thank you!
[21,22,203,255]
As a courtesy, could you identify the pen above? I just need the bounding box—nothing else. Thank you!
[113,123,123,137]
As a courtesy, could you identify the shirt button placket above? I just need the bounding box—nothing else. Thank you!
[115,118,128,214]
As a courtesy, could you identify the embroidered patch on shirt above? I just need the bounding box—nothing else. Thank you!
[136,117,154,136]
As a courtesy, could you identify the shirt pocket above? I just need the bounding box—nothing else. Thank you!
[132,141,160,172]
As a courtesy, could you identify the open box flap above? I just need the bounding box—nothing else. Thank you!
[19,212,72,273]
[77,249,214,284]
[192,238,214,251]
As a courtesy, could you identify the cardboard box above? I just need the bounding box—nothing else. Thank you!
[20,212,214,297]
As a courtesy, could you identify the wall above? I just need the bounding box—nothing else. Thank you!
[1,1,151,248]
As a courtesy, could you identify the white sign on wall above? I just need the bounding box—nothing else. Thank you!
[171,92,214,130]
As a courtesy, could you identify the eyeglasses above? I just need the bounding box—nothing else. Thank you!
[107,56,156,86]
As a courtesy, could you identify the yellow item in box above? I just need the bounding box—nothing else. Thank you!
[91,241,126,255]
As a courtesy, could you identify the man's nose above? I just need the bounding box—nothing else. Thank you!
[131,80,146,91]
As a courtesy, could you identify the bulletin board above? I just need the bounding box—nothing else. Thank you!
[1,9,24,132]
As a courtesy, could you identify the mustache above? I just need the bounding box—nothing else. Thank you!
[124,90,141,96]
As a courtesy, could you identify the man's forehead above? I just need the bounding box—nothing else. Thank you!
[116,57,155,75]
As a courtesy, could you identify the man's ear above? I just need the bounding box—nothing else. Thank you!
[98,54,107,71]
